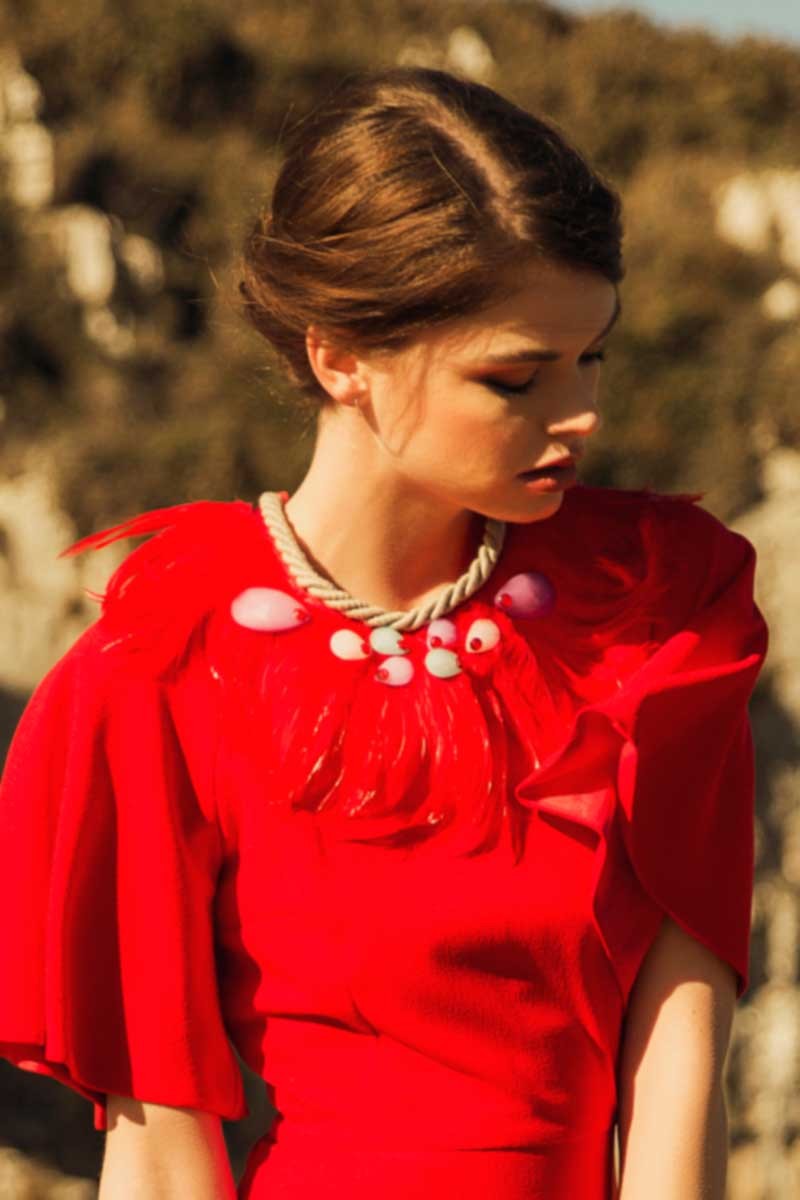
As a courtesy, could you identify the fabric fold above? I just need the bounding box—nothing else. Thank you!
[0,621,249,1130]
[514,501,767,1002]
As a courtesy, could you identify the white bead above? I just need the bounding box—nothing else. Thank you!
[375,655,415,686]
[464,618,501,654]
[330,629,370,660]
[369,627,409,655]
[426,618,458,649]
[424,647,461,678]
[231,587,310,632]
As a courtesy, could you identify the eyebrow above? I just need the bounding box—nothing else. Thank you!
[478,295,622,366]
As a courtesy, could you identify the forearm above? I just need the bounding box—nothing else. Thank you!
[99,1096,237,1200]
[618,1082,728,1200]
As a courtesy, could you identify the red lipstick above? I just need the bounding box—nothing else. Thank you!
[517,454,578,491]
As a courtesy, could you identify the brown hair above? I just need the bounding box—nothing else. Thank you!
[238,66,623,407]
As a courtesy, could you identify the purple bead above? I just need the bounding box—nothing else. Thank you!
[230,587,310,632]
[493,571,556,619]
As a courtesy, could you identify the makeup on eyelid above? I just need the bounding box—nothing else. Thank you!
[482,349,607,394]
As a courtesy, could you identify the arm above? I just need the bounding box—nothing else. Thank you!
[617,916,737,1200]
[99,1095,237,1200]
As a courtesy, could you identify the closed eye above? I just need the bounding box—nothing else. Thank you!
[483,375,538,396]
[483,350,607,396]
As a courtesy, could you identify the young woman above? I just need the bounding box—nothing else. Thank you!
[0,67,767,1199]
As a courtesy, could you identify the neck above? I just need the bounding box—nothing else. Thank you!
[281,412,486,614]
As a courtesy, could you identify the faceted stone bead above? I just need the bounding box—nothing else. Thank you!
[375,655,415,686]
[369,626,410,656]
[231,587,310,631]
[493,571,556,619]
[465,617,501,653]
[330,629,370,660]
[426,618,458,649]
[424,647,462,678]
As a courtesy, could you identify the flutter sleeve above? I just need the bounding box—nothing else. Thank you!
[0,618,248,1131]
[516,492,768,1003]
[608,495,769,999]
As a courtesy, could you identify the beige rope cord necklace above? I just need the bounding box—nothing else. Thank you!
[257,490,507,632]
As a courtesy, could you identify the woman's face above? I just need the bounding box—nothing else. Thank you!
[348,258,619,524]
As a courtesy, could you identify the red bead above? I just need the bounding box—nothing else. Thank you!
[469,637,482,651]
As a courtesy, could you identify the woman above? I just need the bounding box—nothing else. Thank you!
[0,67,767,1199]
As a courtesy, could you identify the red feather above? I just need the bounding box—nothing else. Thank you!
[59,500,269,678]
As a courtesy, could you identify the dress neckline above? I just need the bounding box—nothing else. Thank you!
[256,490,508,632]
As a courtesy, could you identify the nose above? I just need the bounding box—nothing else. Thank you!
[546,397,602,439]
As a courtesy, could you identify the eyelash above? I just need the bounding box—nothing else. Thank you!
[484,350,607,395]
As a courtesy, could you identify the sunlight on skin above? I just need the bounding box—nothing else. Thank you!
[617,916,737,1199]
[283,258,619,614]
[100,1097,237,1199]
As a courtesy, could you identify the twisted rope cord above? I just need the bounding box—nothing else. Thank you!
[257,490,507,631]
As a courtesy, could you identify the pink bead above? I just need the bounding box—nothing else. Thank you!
[493,571,555,619]
[375,656,415,686]
[230,587,310,632]
[426,618,458,649]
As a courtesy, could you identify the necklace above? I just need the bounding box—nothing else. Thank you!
[256,490,507,632]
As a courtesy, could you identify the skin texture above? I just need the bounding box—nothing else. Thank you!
[97,258,737,1195]
[617,916,737,1199]
[99,1096,237,1198]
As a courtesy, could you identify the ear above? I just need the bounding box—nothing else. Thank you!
[305,326,366,406]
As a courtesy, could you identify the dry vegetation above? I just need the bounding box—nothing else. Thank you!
[1,0,799,531]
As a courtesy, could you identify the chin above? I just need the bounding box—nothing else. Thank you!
[490,489,565,525]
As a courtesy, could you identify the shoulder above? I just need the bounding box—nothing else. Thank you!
[552,481,735,546]
[503,483,760,643]
[563,481,753,552]
[63,497,265,569]
[524,481,755,578]
[61,498,279,679]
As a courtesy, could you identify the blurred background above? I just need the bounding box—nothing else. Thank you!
[0,1,798,1197]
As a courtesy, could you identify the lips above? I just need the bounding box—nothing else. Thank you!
[516,452,580,492]
[518,456,576,477]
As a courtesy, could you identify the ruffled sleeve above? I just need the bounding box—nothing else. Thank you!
[612,496,768,998]
[0,617,248,1131]
[516,493,768,1003]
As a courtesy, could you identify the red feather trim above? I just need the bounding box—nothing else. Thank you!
[59,500,269,679]
[54,485,759,879]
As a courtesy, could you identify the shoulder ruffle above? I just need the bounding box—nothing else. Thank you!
[513,486,768,1001]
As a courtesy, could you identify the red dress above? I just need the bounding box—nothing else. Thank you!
[0,484,768,1198]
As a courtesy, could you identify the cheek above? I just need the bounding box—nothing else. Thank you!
[450,397,532,443]
[426,407,501,455]
[376,376,537,475]
[420,405,535,478]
